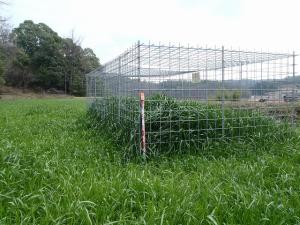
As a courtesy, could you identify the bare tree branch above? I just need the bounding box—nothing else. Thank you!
[70,29,83,46]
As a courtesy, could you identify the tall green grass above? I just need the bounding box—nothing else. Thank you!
[88,95,291,157]
[1,99,300,224]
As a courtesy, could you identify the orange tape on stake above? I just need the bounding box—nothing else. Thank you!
[140,92,146,155]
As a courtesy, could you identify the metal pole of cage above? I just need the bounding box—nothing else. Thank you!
[137,40,141,82]
[292,51,296,127]
[137,41,146,156]
[94,78,96,97]
[140,91,146,156]
[118,57,121,123]
[221,46,225,137]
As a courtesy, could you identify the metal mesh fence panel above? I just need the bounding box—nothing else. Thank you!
[86,41,297,154]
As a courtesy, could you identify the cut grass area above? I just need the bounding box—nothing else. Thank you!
[0,98,300,224]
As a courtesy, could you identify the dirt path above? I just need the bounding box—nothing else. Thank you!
[0,86,73,100]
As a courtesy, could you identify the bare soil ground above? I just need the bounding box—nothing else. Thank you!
[0,86,74,100]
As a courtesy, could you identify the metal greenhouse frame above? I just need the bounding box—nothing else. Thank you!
[86,41,297,154]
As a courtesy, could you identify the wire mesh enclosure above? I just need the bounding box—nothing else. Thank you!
[86,41,297,154]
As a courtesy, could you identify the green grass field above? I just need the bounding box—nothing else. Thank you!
[1,99,300,224]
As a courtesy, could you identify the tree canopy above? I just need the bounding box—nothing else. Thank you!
[0,20,100,95]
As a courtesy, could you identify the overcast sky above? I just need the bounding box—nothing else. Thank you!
[2,0,300,64]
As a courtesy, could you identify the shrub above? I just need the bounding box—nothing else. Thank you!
[216,90,241,101]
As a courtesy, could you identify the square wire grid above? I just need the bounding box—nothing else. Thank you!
[86,41,297,153]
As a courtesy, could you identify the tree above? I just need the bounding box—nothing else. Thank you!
[5,48,32,89]
[0,58,5,87]
[0,42,6,88]
[62,37,83,94]
[62,36,100,95]
[0,19,10,45]
[216,90,241,101]
[1,19,100,96]
[79,47,100,95]
[0,14,10,89]
[82,48,100,72]
[12,20,65,89]
[232,91,241,101]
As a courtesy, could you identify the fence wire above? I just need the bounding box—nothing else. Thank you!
[86,41,297,153]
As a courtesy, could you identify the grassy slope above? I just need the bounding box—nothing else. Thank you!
[0,99,300,225]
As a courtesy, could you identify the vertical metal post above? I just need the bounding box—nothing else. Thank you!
[292,51,296,127]
[136,41,142,153]
[239,49,243,97]
[118,57,121,122]
[94,78,96,97]
[205,46,209,134]
[86,76,89,98]
[137,40,141,82]
[260,57,263,98]
[140,91,146,156]
[148,41,152,148]
[239,63,242,140]
[221,46,225,136]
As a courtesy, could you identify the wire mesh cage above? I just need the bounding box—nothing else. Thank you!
[86,41,297,155]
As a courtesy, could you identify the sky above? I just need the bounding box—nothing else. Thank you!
[1,0,300,64]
